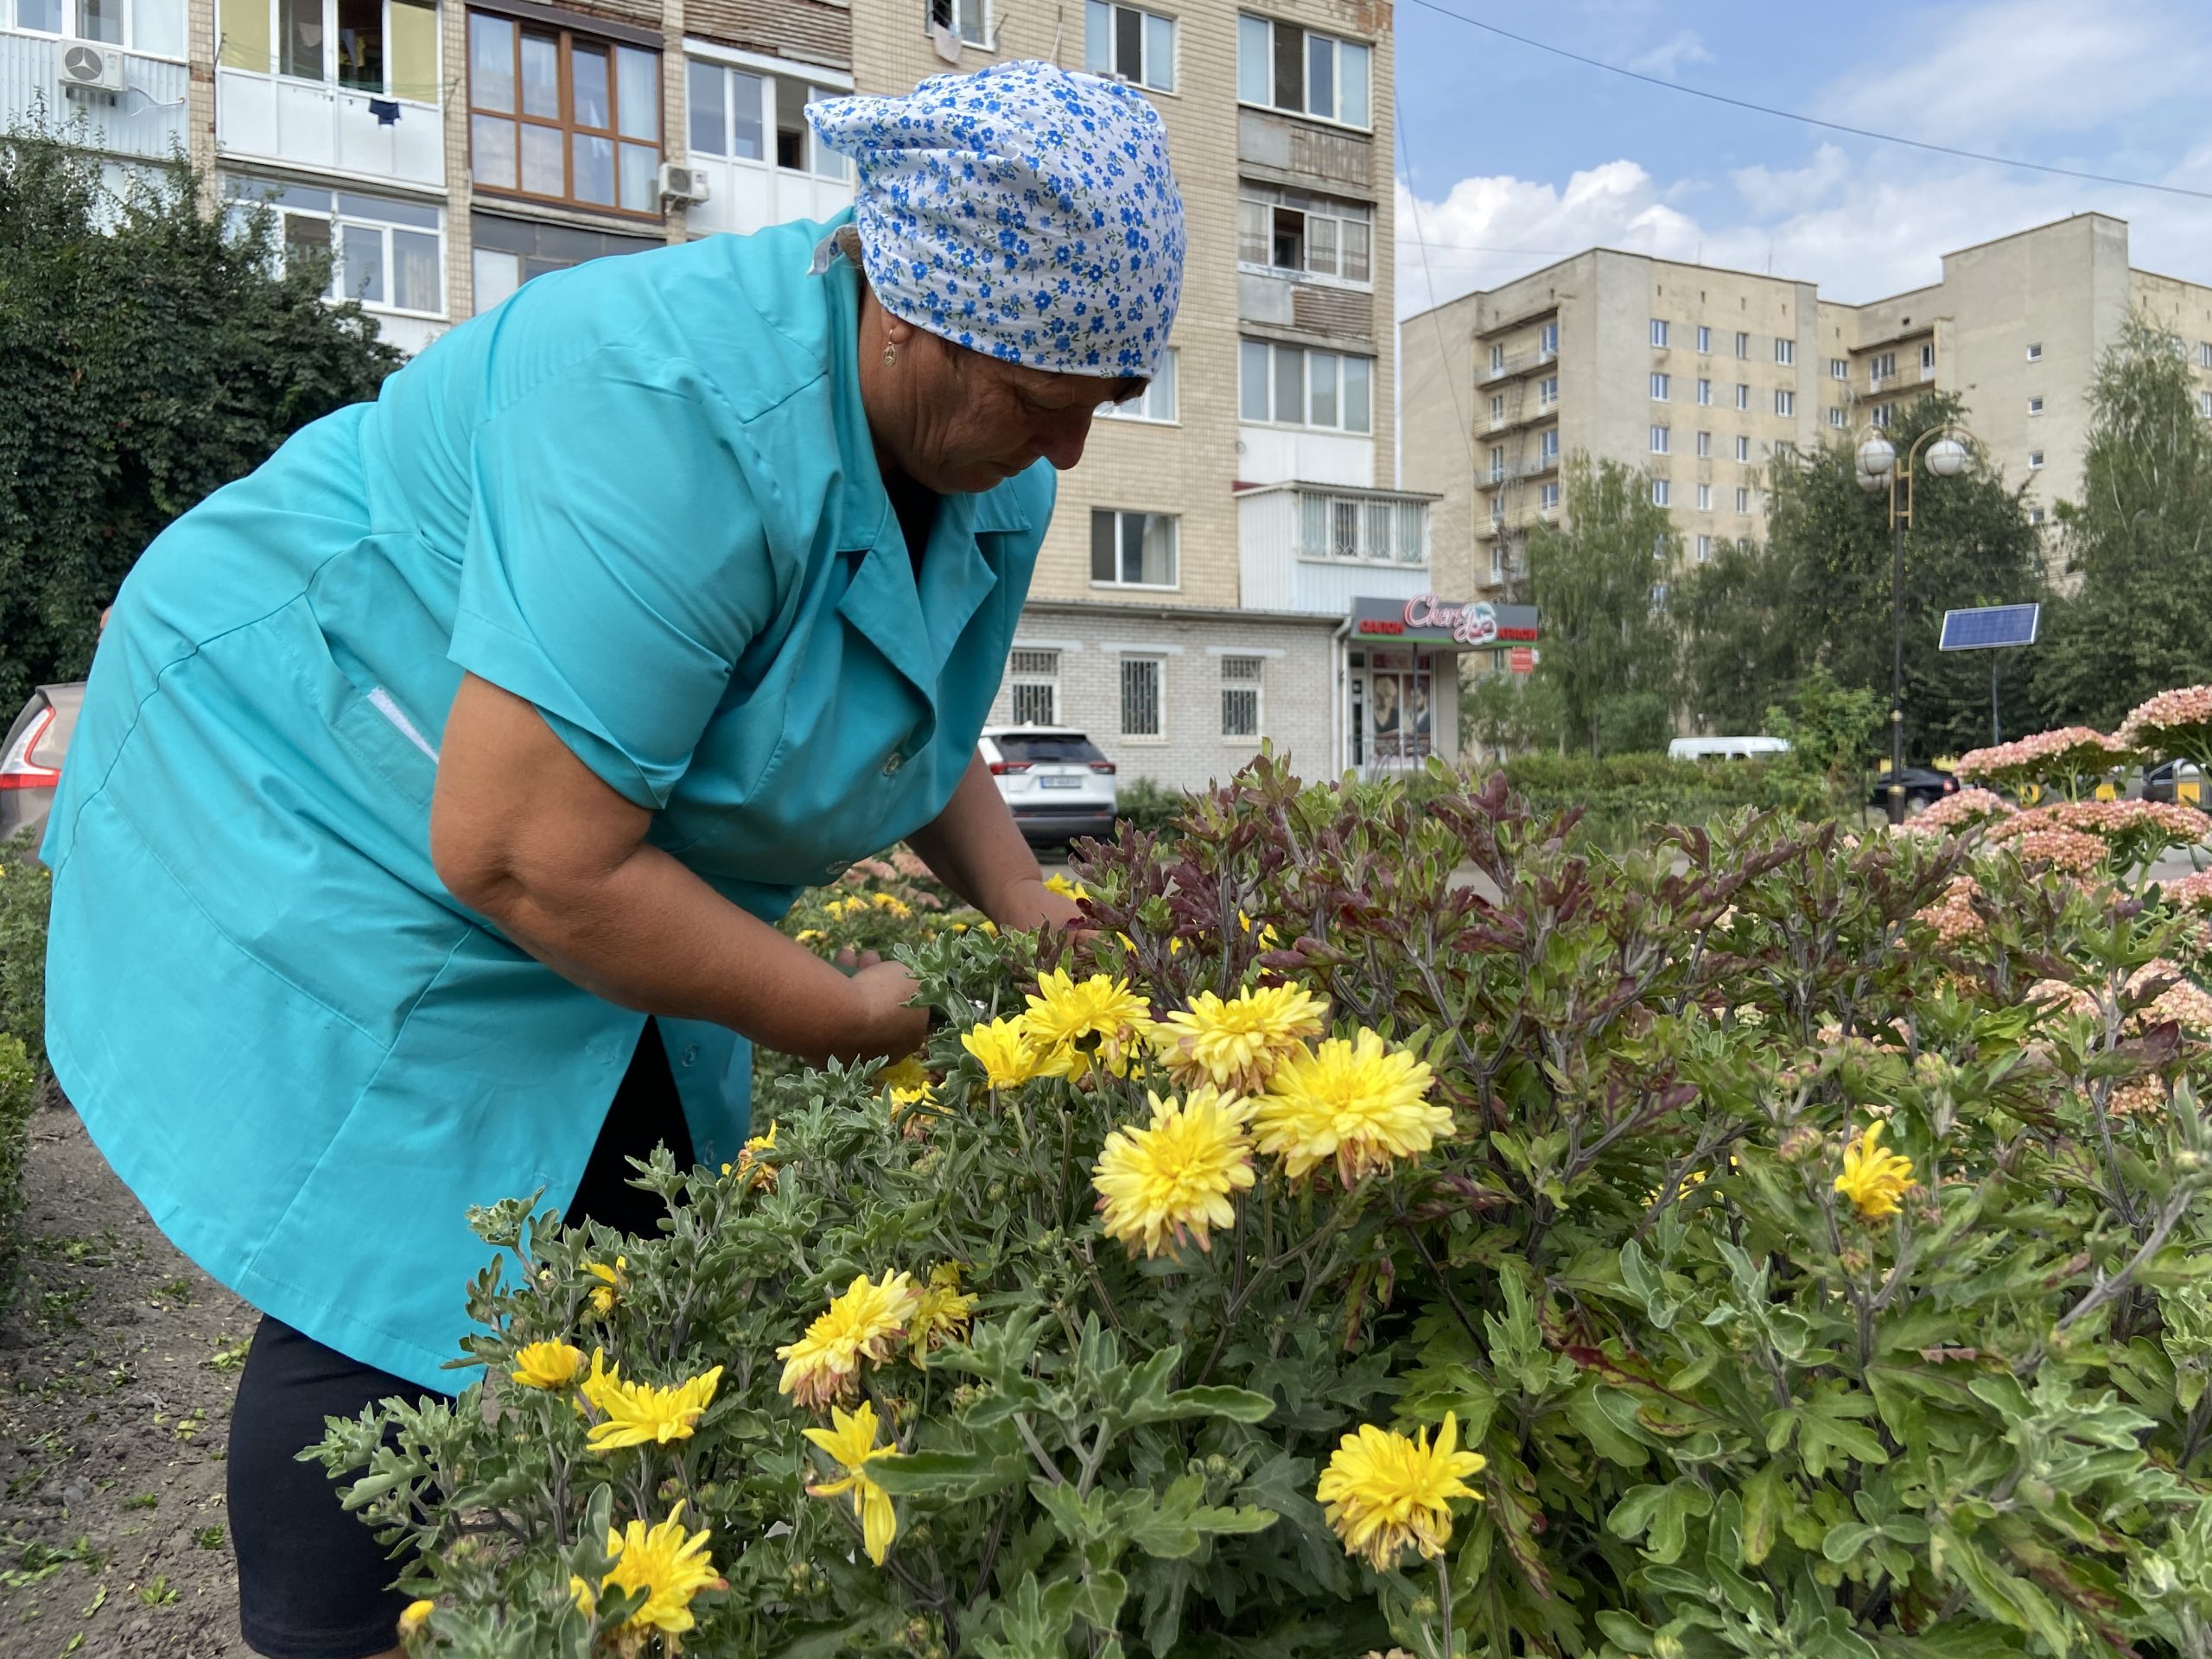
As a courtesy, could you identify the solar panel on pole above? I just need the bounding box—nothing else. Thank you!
[1938,603,2041,652]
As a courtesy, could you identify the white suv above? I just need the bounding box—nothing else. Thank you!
[979,727,1119,845]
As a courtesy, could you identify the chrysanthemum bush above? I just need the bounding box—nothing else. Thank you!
[322,756,2212,1659]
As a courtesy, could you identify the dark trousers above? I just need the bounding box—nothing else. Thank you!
[228,1022,694,1658]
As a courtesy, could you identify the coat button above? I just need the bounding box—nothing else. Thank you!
[680,1045,698,1067]
[881,751,904,776]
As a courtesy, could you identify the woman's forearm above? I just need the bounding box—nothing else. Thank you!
[906,753,1084,929]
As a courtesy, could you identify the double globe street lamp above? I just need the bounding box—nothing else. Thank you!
[1854,423,1979,826]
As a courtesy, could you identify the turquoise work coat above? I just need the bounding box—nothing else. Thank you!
[41,213,1052,1391]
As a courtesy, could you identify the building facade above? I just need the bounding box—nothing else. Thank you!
[8,0,1464,788]
[1404,214,2212,614]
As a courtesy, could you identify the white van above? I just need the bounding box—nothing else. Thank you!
[1668,735,1791,763]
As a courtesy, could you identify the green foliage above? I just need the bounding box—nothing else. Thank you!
[1496,751,1781,847]
[1676,536,1807,735]
[1760,669,1884,818]
[2038,316,2212,728]
[0,119,401,709]
[1109,777,1186,839]
[0,836,49,1073]
[1523,457,1681,758]
[0,1033,33,1307]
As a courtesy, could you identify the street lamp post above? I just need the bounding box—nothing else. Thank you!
[1854,424,1976,826]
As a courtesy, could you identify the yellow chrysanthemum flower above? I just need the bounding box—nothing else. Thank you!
[586,1366,723,1452]
[1044,873,1089,900]
[1253,1031,1451,1185]
[397,1598,435,1637]
[511,1339,585,1390]
[1023,968,1152,1082]
[1154,983,1330,1094]
[1316,1412,1488,1571]
[908,1264,978,1361]
[962,1016,1039,1089]
[869,892,913,919]
[795,928,826,945]
[1834,1122,1915,1219]
[722,1121,779,1192]
[803,1401,901,1566]
[1237,908,1282,950]
[578,1347,622,1415]
[585,1255,626,1316]
[1094,1086,1257,1258]
[601,1502,719,1634]
[569,1574,595,1616]
[777,1272,923,1408]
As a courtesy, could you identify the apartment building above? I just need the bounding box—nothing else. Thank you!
[9,0,1456,785]
[1404,215,2212,625]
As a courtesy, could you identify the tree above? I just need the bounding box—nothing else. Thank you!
[1522,456,1679,757]
[0,122,401,709]
[1753,393,2046,762]
[2036,315,2212,728]
[1676,536,1806,734]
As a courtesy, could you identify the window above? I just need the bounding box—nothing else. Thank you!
[1540,321,1559,357]
[467,210,658,306]
[1091,510,1178,587]
[1236,186,1372,283]
[1539,427,1560,462]
[1775,338,1794,365]
[2202,391,2212,418]
[1538,375,1558,407]
[1488,394,1504,424]
[1696,482,1712,511]
[1733,383,1749,410]
[1919,342,1935,373]
[1294,494,1426,563]
[2029,506,2047,525]
[1540,481,1560,512]
[1734,331,1749,359]
[1870,402,1894,428]
[1096,348,1178,422]
[1651,318,1669,347]
[1695,534,1712,561]
[1735,486,1750,513]
[1086,0,1173,90]
[1829,357,1848,379]
[2028,450,2044,470]
[1696,325,1711,353]
[1651,478,1669,506]
[468,14,663,214]
[1775,440,1796,460]
[1774,389,1795,416]
[1827,407,1847,429]
[1489,343,1505,377]
[1696,378,1712,406]
[1695,430,1710,458]
[1733,435,1750,462]
[1488,445,1505,482]
[2026,342,2044,362]
[1221,657,1263,739]
[1649,425,1669,454]
[2028,396,2044,416]
[2200,342,2212,369]
[1488,497,1505,524]
[1871,352,1896,384]
[1237,340,1373,433]
[1650,582,1669,609]
[230,178,443,315]
[1650,372,1669,401]
[217,0,423,82]
[1490,547,1505,582]
[929,0,986,47]
[1120,656,1164,739]
[1007,648,1059,726]
[1237,14,1370,127]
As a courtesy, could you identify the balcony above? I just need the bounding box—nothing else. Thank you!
[684,155,851,239]
[3,34,187,161]
[1236,484,1435,615]
[1482,345,1555,381]
[217,68,443,188]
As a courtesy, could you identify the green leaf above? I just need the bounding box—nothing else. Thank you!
[1739,1465,1785,1567]
[1117,1474,1277,1560]
[868,1448,1029,1502]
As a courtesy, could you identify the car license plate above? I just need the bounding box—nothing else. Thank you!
[1039,776,1082,790]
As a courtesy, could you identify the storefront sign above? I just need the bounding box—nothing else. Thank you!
[1351,595,1540,648]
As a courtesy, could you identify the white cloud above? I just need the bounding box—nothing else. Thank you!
[1815,0,2210,148]
[1625,29,1712,79]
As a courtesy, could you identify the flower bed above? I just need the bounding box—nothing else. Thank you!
[325,755,2212,1659]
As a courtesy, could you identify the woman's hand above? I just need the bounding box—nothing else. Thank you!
[844,960,929,1058]
[906,753,1090,932]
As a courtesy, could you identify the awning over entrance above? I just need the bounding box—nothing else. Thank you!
[1349,594,1539,650]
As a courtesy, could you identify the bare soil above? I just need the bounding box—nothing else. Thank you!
[0,1092,253,1658]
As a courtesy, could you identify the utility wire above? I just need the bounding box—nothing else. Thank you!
[1396,0,2212,205]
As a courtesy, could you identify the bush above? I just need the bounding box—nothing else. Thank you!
[1497,751,1782,847]
[323,757,2212,1659]
[0,1033,31,1305]
[1110,776,1187,839]
[0,836,48,1072]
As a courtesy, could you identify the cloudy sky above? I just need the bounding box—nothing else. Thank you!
[1392,0,2212,322]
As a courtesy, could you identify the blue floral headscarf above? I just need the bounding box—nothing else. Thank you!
[806,60,1185,380]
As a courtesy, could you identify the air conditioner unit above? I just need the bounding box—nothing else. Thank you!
[658,162,710,206]
[58,40,127,93]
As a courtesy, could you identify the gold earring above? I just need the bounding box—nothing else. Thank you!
[883,341,897,367]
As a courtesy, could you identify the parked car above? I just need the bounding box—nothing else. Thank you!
[2143,759,2208,811]
[980,726,1118,846]
[1668,735,1791,763]
[0,683,85,846]
[1869,766,1959,814]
